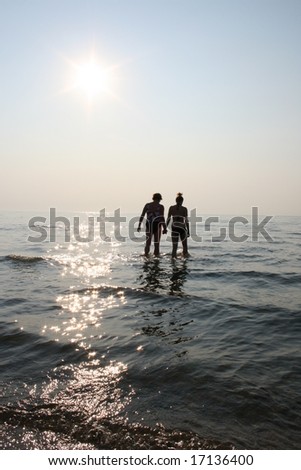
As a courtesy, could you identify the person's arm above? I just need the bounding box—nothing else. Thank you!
[184,207,190,237]
[137,205,147,232]
[160,205,167,234]
[166,207,172,228]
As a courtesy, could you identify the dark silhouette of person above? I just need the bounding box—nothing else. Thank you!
[138,193,167,256]
[166,193,190,258]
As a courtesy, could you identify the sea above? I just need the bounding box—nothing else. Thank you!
[0,210,301,450]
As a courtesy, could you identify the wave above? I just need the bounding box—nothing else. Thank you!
[0,297,27,307]
[0,403,235,450]
[0,324,86,377]
[2,254,47,264]
[66,283,190,303]
[191,269,301,285]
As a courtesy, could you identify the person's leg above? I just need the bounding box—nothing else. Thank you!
[182,238,188,257]
[144,222,151,256]
[181,230,189,257]
[171,229,179,258]
[153,223,161,256]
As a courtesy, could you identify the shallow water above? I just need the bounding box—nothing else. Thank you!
[0,211,301,449]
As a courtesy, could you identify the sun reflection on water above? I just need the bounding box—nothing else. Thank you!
[38,360,133,421]
[52,251,112,281]
[51,288,127,352]
[37,239,134,423]
[43,239,130,355]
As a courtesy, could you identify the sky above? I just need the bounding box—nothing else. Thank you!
[1,0,301,216]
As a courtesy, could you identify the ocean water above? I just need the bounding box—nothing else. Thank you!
[0,210,301,450]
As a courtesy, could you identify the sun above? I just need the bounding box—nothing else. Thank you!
[74,59,110,99]
[61,49,125,104]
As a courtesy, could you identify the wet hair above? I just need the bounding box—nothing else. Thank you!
[176,192,184,205]
[152,193,162,201]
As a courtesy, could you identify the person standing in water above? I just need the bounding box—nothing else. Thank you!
[166,193,190,258]
[137,193,167,257]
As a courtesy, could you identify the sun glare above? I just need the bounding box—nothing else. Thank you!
[74,60,110,99]
[62,49,125,104]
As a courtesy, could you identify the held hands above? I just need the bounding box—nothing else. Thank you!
[137,226,168,234]
[136,222,189,239]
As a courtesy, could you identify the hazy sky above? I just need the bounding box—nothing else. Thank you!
[1,0,301,215]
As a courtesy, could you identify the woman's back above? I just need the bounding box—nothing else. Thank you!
[168,204,188,224]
